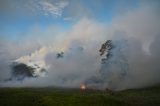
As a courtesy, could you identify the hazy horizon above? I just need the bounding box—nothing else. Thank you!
[0,0,160,91]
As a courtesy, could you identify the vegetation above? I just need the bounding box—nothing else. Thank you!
[0,85,160,106]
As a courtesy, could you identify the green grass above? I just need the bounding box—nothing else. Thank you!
[0,86,160,106]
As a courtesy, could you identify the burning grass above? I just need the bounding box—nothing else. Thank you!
[0,85,160,106]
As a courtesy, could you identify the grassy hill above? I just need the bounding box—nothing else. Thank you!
[0,85,160,106]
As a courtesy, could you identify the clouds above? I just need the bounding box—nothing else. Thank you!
[0,0,69,18]
[0,0,150,22]
[35,0,68,17]
[23,0,69,18]
[0,0,160,91]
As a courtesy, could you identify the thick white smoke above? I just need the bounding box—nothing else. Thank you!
[0,2,160,91]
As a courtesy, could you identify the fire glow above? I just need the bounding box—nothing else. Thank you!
[80,84,86,90]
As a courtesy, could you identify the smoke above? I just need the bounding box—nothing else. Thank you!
[9,63,39,81]
[0,1,160,90]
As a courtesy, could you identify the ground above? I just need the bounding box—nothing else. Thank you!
[0,85,160,106]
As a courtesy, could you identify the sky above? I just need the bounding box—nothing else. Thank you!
[0,0,160,90]
[0,0,138,40]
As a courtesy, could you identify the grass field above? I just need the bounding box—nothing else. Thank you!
[0,85,160,106]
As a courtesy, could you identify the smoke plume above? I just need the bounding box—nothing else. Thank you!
[0,1,160,91]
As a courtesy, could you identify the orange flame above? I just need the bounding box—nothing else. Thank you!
[80,84,86,90]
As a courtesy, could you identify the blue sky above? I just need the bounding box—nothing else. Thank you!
[1,0,160,89]
[0,0,139,41]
